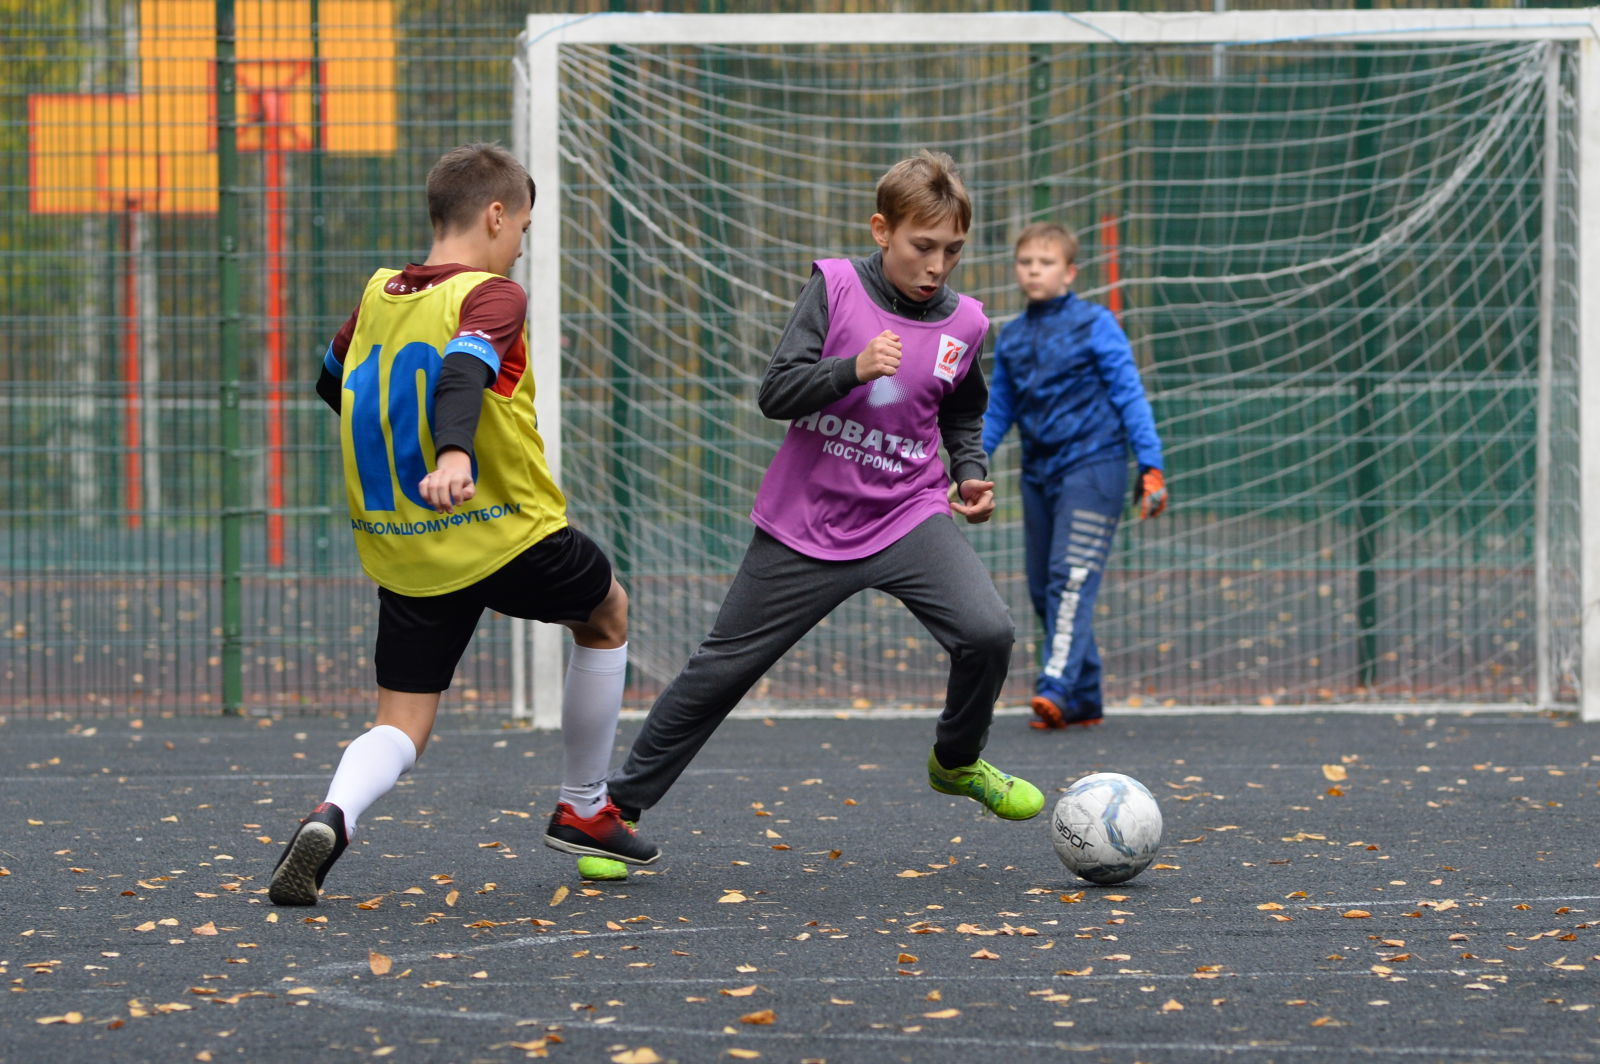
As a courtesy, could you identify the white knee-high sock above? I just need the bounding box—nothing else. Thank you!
[323,724,418,836]
[559,642,627,817]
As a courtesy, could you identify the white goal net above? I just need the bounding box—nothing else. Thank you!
[514,10,1594,723]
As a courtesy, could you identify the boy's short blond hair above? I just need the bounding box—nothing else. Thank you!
[1015,222,1079,264]
[875,150,972,232]
[426,143,536,234]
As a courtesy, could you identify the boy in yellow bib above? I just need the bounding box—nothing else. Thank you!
[269,144,657,905]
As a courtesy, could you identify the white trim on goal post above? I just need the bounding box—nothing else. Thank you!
[510,41,568,728]
[1580,35,1600,725]
[515,8,1600,726]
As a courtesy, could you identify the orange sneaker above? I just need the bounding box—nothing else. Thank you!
[1029,696,1103,730]
[1030,695,1067,730]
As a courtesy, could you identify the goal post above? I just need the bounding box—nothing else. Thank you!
[513,9,1597,727]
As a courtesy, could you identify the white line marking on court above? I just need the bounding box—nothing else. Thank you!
[429,704,1570,728]
[1299,893,1599,909]
[291,994,1600,1061]
[683,702,1561,720]
[296,981,1595,1061]
[0,773,331,784]
[302,923,739,978]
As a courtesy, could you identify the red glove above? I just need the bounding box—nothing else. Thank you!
[1133,467,1167,520]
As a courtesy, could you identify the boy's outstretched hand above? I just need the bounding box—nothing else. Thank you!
[855,330,903,382]
[419,448,477,514]
[1133,466,1168,520]
[951,478,995,524]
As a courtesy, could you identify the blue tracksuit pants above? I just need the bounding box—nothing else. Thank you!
[1021,457,1126,715]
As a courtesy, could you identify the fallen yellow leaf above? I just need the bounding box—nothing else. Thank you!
[369,951,392,976]
[1322,765,1348,782]
[739,1009,776,1025]
[611,1050,662,1064]
[720,985,759,997]
[550,885,569,906]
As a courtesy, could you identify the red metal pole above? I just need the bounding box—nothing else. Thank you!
[1100,211,1123,322]
[123,203,142,530]
[262,90,286,567]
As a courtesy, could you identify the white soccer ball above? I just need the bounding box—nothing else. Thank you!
[1050,772,1164,885]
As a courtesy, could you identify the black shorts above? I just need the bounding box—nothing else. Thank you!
[374,526,614,694]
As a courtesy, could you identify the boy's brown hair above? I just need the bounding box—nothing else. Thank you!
[1017,220,1081,264]
[426,143,536,234]
[875,150,972,232]
[1015,222,1079,264]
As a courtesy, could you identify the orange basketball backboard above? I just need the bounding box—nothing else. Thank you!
[29,0,396,214]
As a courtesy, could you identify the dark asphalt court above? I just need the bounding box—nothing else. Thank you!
[1,707,1597,1063]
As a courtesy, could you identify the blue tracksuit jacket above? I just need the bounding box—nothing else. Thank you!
[982,292,1163,480]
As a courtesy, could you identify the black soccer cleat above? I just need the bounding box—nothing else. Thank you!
[543,800,661,866]
[268,802,349,906]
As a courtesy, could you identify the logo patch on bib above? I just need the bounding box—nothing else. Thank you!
[934,334,968,382]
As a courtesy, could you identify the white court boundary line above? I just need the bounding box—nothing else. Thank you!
[662,702,1565,721]
[287,922,1597,1060]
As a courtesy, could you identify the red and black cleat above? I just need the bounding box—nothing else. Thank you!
[543,800,660,865]
[268,802,349,906]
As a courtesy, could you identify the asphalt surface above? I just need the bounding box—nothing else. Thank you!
[2,707,1598,1063]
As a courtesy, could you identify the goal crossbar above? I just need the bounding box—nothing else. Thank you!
[523,10,1598,47]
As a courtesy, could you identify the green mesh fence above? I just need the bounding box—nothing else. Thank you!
[2,0,548,715]
[0,2,1584,718]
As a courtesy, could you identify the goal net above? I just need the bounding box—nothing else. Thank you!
[515,10,1588,722]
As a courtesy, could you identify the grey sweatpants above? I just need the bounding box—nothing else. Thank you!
[608,514,1015,816]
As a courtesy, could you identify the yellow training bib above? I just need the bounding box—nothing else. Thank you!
[338,268,567,596]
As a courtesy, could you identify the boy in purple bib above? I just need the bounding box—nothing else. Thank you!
[605,152,1044,854]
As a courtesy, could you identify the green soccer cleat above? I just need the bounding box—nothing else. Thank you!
[927,749,1044,821]
[576,855,628,881]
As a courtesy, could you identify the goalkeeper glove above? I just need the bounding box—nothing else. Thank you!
[1133,466,1167,520]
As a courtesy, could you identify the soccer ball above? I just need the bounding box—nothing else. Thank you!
[1049,772,1163,885]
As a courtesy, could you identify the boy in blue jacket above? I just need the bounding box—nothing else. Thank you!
[983,222,1166,730]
